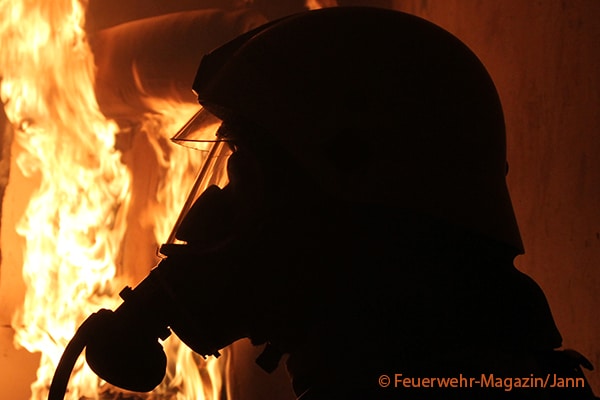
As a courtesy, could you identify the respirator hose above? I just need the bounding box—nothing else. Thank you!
[47,310,111,400]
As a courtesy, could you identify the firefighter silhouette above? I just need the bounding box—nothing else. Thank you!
[49,7,597,400]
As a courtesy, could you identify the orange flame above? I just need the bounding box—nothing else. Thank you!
[1,0,227,399]
[0,0,130,398]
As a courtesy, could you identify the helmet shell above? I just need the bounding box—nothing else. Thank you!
[192,7,524,253]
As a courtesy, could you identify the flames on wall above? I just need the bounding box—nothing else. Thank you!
[0,0,334,397]
[0,0,244,398]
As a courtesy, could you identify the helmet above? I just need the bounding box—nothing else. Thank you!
[178,6,524,253]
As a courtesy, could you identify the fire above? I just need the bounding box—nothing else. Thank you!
[0,0,130,398]
[0,0,227,399]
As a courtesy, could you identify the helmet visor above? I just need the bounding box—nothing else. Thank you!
[171,107,225,151]
[163,108,232,248]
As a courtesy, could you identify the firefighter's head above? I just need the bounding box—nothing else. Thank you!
[176,6,523,255]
